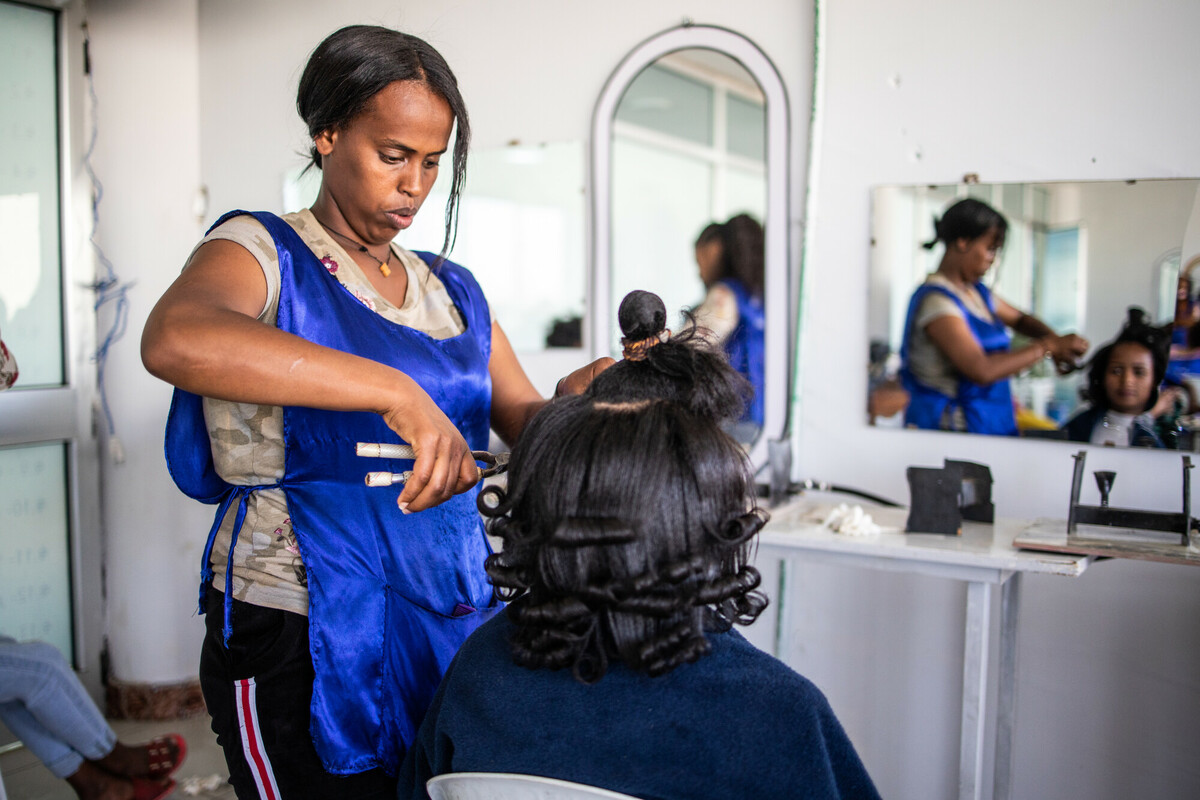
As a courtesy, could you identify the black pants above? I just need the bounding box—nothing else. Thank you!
[199,587,397,799]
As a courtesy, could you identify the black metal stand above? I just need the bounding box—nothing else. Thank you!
[1066,451,1195,546]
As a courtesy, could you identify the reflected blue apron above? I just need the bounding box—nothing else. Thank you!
[719,278,765,426]
[163,210,497,774]
[899,282,1017,436]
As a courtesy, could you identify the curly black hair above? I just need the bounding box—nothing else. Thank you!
[479,291,768,683]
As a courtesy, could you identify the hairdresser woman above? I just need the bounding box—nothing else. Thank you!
[899,198,1088,435]
[141,26,609,799]
[692,213,765,435]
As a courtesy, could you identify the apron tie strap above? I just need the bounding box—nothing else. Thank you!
[197,483,276,645]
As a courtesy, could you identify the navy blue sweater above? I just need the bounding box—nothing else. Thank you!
[398,614,880,799]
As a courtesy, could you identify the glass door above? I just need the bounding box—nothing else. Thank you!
[0,0,103,706]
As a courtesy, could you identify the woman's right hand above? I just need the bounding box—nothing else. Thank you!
[378,377,480,513]
[1045,333,1090,374]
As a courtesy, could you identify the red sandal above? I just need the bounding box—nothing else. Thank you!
[132,777,177,800]
[143,733,187,780]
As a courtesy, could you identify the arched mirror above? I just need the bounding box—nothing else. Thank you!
[591,25,790,473]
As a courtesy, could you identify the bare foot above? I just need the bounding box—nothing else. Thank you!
[97,736,183,779]
[68,762,173,800]
[65,761,135,800]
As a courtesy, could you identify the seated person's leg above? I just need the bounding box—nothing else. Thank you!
[0,639,117,774]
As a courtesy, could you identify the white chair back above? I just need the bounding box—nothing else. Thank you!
[426,772,640,800]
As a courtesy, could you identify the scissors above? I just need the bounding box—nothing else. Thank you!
[356,442,510,486]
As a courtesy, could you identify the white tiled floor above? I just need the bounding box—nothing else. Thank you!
[0,713,234,800]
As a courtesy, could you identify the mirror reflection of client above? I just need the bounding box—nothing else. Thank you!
[900,198,1089,435]
[398,292,880,800]
[1062,308,1175,447]
[691,213,765,438]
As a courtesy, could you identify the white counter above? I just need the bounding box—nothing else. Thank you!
[756,494,1092,800]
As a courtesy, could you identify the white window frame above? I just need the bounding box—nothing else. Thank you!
[0,0,104,699]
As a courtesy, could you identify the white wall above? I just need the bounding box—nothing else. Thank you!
[798,0,1200,797]
[86,0,209,684]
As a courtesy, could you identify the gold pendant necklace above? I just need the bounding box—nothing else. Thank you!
[316,219,394,277]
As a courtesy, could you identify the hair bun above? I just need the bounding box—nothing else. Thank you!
[618,290,667,341]
[1118,305,1171,362]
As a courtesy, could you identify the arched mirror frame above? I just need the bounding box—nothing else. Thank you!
[590,24,791,473]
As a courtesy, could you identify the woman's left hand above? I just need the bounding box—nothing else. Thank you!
[490,323,615,446]
[555,357,616,398]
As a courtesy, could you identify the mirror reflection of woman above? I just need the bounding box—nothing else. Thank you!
[1166,256,1200,411]
[899,199,1089,435]
[691,213,765,436]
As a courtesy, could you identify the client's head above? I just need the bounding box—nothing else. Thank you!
[583,289,752,420]
[1086,307,1170,414]
[479,291,767,684]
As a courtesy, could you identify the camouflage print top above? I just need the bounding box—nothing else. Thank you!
[195,209,479,616]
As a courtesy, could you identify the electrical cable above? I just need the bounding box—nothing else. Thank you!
[81,18,133,463]
[788,479,902,507]
[755,477,902,507]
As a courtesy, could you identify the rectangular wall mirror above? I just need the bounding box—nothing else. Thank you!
[869,178,1200,450]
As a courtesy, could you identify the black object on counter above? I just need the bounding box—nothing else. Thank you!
[905,459,994,535]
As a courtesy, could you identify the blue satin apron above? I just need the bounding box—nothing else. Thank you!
[719,278,766,426]
[163,210,498,775]
[899,281,1017,436]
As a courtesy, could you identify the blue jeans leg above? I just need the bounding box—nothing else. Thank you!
[0,638,116,779]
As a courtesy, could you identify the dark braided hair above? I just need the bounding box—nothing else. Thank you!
[695,213,765,296]
[480,291,768,683]
[297,25,469,263]
[922,198,1008,251]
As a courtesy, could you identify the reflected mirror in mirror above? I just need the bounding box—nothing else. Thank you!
[611,48,766,442]
[285,141,587,353]
[869,178,1200,450]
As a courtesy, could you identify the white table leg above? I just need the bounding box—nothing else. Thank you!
[773,557,792,659]
[994,572,1021,800]
[960,580,990,800]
